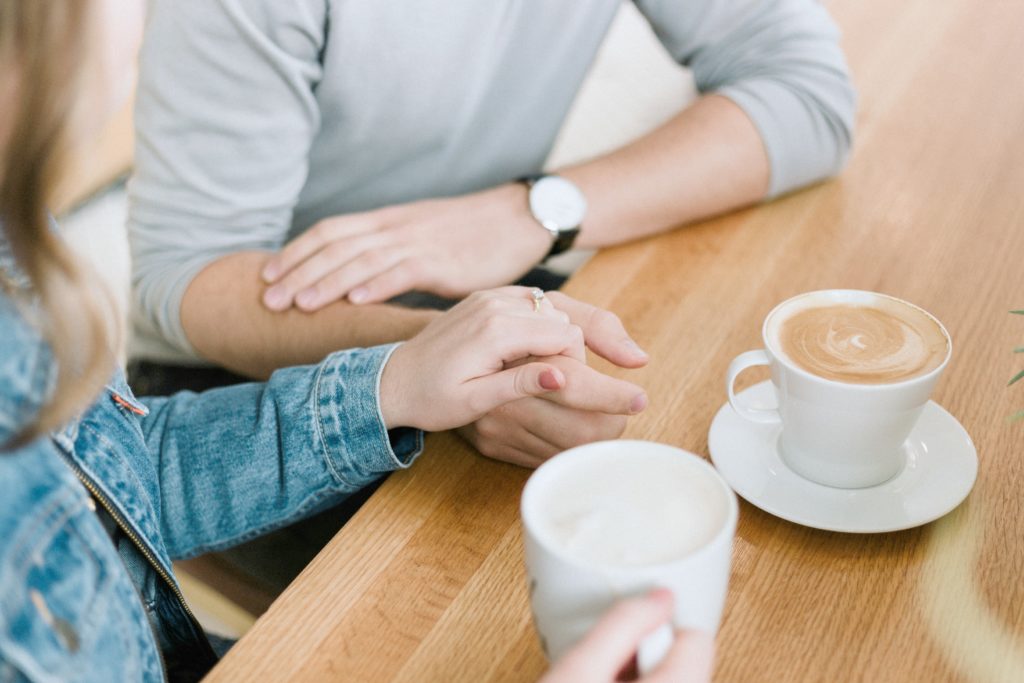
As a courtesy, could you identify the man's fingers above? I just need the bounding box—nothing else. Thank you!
[462,399,622,468]
[468,403,565,462]
[457,422,549,468]
[534,356,647,415]
[348,260,424,304]
[263,233,386,310]
[478,400,575,459]
[261,231,328,285]
[522,402,628,451]
[546,291,649,368]
[294,248,406,312]
[262,213,378,283]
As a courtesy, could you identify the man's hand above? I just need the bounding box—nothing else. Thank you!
[459,291,650,467]
[457,387,633,468]
[260,184,551,311]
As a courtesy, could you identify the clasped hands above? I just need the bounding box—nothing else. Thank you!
[452,288,649,467]
[381,287,649,466]
[259,186,647,466]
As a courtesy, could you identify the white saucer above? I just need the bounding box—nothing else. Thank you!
[708,381,978,533]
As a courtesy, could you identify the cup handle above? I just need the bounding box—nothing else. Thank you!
[637,623,674,675]
[727,350,781,424]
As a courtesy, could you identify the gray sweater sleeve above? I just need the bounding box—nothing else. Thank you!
[635,0,856,197]
[128,0,327,356]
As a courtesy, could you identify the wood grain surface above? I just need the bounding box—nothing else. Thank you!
[207,0,1024,680]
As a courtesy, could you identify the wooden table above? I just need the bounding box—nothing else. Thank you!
[208,0,1024,679]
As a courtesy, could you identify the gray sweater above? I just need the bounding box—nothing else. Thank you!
[129,0,855,362]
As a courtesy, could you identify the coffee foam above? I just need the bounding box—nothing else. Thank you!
[768,293,949,384]
[533,452,727,568]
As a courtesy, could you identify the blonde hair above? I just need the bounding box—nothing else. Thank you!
[1,0,115,449]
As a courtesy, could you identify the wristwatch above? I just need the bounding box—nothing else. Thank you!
[517,174,586,260]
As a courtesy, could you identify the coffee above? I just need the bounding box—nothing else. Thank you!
[768,295,948,384]
[532,450,728,568]
[729,290,952,487]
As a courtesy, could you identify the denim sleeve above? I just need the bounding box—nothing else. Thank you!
[137,344,423,560]
[635,0,856,197]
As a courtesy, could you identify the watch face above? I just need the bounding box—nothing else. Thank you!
[529,176,587,232]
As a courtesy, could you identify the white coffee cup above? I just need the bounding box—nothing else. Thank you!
[727,289,952,489]
[521,440,738,672]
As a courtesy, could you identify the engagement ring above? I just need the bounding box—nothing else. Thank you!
[530,287,545,313]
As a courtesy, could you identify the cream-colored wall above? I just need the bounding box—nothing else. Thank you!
[546,3,695,170]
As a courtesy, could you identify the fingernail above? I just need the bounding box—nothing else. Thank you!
[264,285,287,309]
[624,338,648,357]
[296,288,318,309]
[649,587,674,603]
[539,369,562,391]
[349,287,369,304]
[629,393,648,414]
[261,262,279,282]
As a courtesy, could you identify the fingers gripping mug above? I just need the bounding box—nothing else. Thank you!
[521,441,738,672]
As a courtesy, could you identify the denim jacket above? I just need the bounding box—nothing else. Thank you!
[0,251,423,681]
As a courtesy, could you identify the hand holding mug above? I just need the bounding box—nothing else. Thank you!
[522,441,737,675]
[541,590,715,683]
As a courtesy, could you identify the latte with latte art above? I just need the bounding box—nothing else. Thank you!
[771,298,948,384]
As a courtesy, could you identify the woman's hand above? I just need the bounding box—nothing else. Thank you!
[260,184,550,311]
[541,590,715,683]
[378,287,647,432]
[455,290,650,466]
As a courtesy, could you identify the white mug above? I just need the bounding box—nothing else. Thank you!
[521,440,738,672]
[727,290,952,489]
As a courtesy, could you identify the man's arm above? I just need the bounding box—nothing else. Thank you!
[180,251,438,379]
[129,0,339,363]
[563,0,858,247]
[558,94,769,249]
[130,0,438,376]
[173,96,762,378]
[253,94,768,308]
[259,0,854,307]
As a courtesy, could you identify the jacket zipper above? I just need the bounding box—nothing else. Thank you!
[60,455,203,681]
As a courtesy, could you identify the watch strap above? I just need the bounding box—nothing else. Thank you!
[547,226,580,259]
[518,173,545,188]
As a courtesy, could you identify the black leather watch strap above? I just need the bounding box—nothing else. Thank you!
[547,226,580,259]
[516,174,581,260]
[518,173,545,188]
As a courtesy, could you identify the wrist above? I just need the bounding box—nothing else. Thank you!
[404,307,443,336]
[497,182,554,266]
[379,342,414,430]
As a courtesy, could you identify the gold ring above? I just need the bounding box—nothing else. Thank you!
[530,287,545,313]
